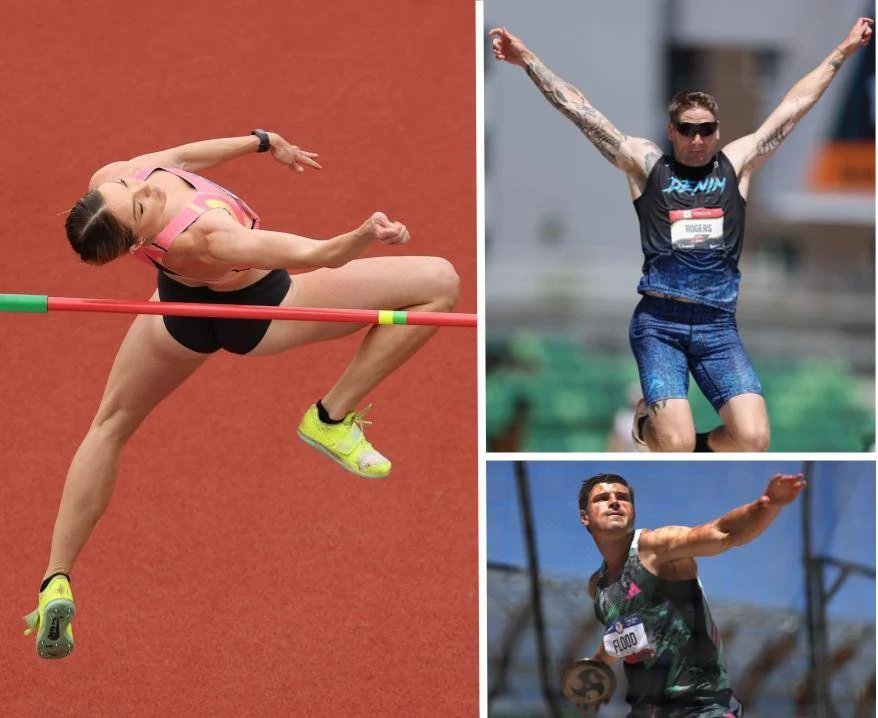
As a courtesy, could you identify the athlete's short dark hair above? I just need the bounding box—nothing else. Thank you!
[667,90,719,123]
[578,473,634,512]
[65,189,136,265]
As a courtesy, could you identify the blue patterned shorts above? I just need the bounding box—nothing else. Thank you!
[629,295,762,412]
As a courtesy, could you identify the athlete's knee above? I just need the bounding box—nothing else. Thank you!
[650,424,695,452]
[91,399,147,444]
[730,423,770,452]
[428,257,460,310]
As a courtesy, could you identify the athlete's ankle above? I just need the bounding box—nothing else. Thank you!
[316,399,344,424]
[40,572,71,593]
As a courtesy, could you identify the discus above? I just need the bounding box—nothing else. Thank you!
[560,658,616,712]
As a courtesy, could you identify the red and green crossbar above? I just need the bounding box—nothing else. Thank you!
[0,294,476,328]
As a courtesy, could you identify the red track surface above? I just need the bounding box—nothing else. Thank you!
[0,2,476,716]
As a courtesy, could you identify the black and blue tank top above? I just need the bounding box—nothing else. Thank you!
[634,151,746,313]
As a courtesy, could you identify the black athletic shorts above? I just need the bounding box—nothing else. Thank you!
[156,269,292,355]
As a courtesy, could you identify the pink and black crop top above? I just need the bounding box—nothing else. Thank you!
[131,167,261,285]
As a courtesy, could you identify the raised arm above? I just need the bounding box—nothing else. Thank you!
[724,17,873,177]
[196,211,410,271]
[489,27,661,184]
[89,131,321,188]
[638,473,806,564]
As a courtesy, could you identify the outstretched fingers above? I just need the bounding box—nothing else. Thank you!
[291,149,322,172]
[760,473,807,506]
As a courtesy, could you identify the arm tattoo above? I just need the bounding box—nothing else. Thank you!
[523,53,625,163]
[755,45,844,160]
[756,127,787,155]
[587,126,626,163]
[756,120,795,156]
[642,143,662,175]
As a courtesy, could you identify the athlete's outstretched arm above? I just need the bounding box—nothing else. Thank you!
[725,17,873,176]
[489,27,661,179]
[198,210,410,270]
[88,132,321,187]
[638,473,806,563]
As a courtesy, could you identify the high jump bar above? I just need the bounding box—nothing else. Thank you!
[0,294,476,328]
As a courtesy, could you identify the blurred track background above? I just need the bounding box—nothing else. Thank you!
[486,460,876,718]
[484,0,875,452]
[0,2,477,716]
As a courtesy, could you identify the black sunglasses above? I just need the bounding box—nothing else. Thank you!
[675,121,718,137]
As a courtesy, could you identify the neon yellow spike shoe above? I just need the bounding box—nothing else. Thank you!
[297,403,392,478]
[23,574,75,659]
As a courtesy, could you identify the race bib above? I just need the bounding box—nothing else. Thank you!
[603,614,651,659]
[669,208,724,250]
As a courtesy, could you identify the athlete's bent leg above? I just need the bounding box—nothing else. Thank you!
[250,256,460,416]
[688,311,767,453]
[250,256,458,477]
[43,308,208,580]
[629,302,695,453]
[641,398,697,452]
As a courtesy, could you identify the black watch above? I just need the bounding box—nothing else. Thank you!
[251,129,270,153]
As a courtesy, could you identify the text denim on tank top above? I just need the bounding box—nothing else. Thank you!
[634,151,746,313]
[593,530,734,709]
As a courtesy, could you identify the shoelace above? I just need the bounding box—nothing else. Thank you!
[23,608,40,636]
[348,404,374,437]
[348,404,390,469]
